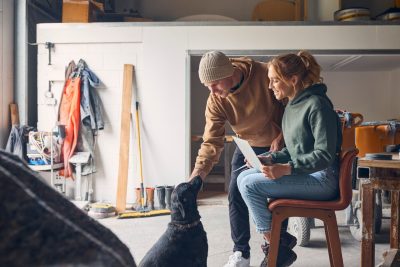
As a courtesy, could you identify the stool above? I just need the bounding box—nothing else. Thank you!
[267,149,359,267]
[69,152,91,201]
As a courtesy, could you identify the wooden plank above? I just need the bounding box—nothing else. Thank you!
[10,103,19,125]
[116,64,134,213]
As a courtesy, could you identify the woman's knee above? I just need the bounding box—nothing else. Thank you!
[236,169,256,193]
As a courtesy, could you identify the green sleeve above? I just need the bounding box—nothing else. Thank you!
[271,147,291,163]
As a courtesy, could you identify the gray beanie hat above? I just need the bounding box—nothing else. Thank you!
[198,51,234,84]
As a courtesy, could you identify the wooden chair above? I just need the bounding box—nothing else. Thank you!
[267,148,359,267]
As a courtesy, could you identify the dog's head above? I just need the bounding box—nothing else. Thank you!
[170,176,203,224]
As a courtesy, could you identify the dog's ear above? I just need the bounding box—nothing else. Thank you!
[190,175,203,194]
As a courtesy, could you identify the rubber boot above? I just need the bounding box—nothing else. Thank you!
[156,186,166,209]
[133,187,142,210]
[165,185,175,210]
[145,187,155,210]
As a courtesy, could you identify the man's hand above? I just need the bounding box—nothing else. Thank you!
[190,170,206,181]
[261,163,291,179]
[270,133,284,152]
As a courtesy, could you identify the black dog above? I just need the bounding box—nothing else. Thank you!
[139,176,208,267]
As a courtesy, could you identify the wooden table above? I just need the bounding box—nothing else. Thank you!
[358,156,400,267]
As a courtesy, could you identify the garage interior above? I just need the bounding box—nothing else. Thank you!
[1,0,400,266]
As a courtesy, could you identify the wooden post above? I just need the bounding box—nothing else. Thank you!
[116,64,134,213]
[10,103,19,125]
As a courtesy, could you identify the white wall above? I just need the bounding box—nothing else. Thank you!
[324,71,393,121]
[0,0,14,148]
[389,68,400,118]
[37,23,400,203]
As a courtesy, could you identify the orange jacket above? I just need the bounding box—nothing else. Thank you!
[59,77,81,178]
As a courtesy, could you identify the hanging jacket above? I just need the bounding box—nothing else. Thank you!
[76,59,105,175]
[80,61,104,132]
[59,62,83,178]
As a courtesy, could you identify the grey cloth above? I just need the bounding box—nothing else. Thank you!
[5,125,36,161]
[0,150,136,267]
[78,59,104,132]
[74,59,105,175]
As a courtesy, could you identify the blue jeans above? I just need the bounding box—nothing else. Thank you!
[237,164,339,233]
[229,146,268,258]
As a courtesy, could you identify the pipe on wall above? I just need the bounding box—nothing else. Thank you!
[0,0,14,148]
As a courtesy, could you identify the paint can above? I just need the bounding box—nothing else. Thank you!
[334,8,370,21]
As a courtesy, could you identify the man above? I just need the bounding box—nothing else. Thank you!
[190,51,285,267]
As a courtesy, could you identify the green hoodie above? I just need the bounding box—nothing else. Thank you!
[271,83,342,175]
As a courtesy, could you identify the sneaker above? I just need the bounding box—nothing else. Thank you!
[223,251,250,267]
[259,244,297,267]
[261,232,297,254]
[260,232,297,267]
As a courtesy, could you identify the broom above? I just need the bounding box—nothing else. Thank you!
[118,101,170,219]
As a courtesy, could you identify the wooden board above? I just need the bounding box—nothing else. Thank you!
[116,64,134,213]
[10,103,19,125]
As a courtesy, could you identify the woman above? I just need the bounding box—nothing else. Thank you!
[237,51,342,267]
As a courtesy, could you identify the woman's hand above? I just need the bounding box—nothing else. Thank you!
[261,163,291,179]
[258,155,273,165]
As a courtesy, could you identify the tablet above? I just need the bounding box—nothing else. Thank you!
[232,136,263,171]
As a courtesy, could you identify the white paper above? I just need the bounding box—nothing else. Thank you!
[233,137,263,171]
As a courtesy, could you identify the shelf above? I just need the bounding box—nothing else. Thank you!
[29,162,64,171]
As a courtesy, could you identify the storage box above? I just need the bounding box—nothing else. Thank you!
[62,0,103,23]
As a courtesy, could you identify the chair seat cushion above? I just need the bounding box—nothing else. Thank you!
[268,198,347,211]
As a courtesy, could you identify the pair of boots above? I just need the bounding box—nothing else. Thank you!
[155,185,174,210]
[134,187,155,210]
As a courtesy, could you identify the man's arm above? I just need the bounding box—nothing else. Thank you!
[190,96,227,181]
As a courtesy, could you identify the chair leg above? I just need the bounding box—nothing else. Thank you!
[324,219,334,266]
[323,211,344,267]
[267,209,285,267]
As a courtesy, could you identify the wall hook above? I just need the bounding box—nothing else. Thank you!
[45,42,55,65]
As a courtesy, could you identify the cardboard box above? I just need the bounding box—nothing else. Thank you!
[62,0,103,23]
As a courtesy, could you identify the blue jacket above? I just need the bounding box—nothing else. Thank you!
[78,61,104,133]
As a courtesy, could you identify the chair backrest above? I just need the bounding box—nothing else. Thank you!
[336,148,358,210]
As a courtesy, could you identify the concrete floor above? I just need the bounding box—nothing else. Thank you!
[100,192,390,267]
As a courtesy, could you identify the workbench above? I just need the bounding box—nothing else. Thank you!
[358,154,400,266]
